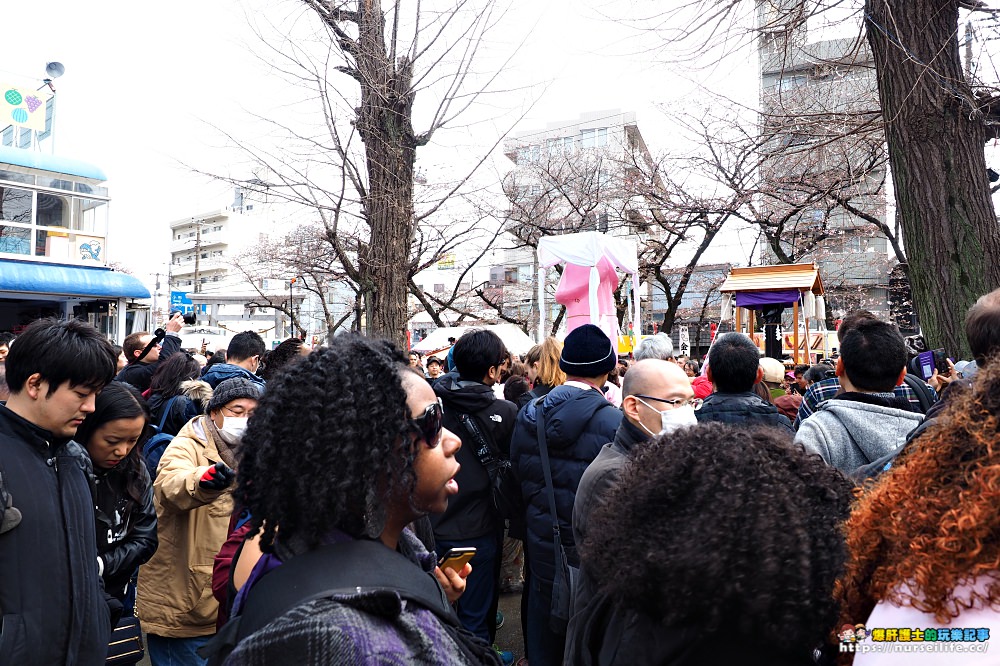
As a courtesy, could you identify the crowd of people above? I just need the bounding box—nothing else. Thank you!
[0,289,998,665]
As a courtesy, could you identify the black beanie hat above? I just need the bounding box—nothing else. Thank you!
[559,324,617,377]
[207,377,263,414]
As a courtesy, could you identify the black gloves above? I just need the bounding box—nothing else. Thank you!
[198,461,235,490]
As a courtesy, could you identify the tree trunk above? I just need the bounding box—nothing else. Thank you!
[354,2,417,346]
[866,0,1000,358]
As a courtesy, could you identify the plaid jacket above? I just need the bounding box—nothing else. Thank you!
[793,376,936,429]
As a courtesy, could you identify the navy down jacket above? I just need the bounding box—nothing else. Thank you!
[510,384,622,591]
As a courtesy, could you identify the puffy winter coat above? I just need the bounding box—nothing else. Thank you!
[509,384,621,591]
[136,415,235,637]
[201,363,265,389]
[0,404,112,665]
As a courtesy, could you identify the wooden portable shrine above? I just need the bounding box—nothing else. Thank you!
[717,263,825,364]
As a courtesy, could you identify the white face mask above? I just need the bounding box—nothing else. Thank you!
[635,398,699,437]
[219,416,249,443]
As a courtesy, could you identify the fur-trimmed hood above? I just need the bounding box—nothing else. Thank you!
[180,379,213,405]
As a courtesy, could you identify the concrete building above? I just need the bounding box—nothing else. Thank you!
[758,24,899,324]
[0,146,148,341]
[497,110,656,339]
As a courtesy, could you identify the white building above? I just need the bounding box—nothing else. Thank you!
[498,110,656,336]
[757,14,900,323]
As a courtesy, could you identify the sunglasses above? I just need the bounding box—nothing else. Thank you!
[407,398,444,447]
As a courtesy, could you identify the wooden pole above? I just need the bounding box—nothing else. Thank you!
[735,306,742,334]
[793,298,800,365]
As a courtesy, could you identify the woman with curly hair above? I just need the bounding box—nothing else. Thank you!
[147,351,212,436]
[568,422,853,666]
[77,381,158,625]
[217,335,500,665]
[519,336,566,408]
[258,337,306,382]
[835,360,1000,665]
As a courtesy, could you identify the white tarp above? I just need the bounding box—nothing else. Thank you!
[411,324,537,356]
[536,231,640,339]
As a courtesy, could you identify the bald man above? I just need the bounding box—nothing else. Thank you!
[567,360,698,631]
[572,360,696,549]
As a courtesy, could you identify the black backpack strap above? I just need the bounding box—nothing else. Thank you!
[533,398,560,539]
[244,539,453,634]
[202,539,457,665]
[902,373,934,414]
[458,412,500,474]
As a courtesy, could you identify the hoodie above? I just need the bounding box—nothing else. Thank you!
[510,384,622,591]
[430,372,518,540]
[794,393,923,474]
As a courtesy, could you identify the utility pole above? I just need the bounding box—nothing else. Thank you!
[192,218,202,294]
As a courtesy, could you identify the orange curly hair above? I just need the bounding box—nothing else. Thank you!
[836,358,1000,641]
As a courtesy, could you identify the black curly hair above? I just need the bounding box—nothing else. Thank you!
[234,334,419,555]
[258,337,304,382]
[581,422,852,656]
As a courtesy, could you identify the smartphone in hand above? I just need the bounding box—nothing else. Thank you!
[438,547,477,572]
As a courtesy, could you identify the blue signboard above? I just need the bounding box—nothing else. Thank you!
[170,291,193,314]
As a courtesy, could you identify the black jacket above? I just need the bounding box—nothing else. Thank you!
[115,331,182,392]
[0,404,112,665]
[93,461,158,602]
[516,382,555,411]
[510,384,622,591]
[695,391,794,434]
[566,597,816,666]
[147,380,212,437]
[570,418,648,625]
[430,373,518,541]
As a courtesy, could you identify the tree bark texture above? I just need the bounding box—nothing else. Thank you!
[354,1,417,346]
[866,0,1000,357]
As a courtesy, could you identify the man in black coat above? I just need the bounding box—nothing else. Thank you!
[431,329,518,646]
[510,324,623,666]
[115,312,184,392]
[696,332,794,434]
[0,318,119,665]
[571,359,696,618]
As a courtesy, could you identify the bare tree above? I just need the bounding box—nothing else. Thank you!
[628,0,1000,357]
[198,0,519,346]
[233,223,359,343]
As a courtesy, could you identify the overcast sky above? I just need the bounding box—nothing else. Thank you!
[14,1,992,291]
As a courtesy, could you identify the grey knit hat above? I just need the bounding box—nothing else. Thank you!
[207,377,263,413]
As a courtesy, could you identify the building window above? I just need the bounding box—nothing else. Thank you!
[17,128,31,149]
[596,128,608,146]
[548,138,560,156]
[0,186,33,224]
[434,283,445,294]
[563,136,575,154]
[0,127,12,147]
[580,129,596,149]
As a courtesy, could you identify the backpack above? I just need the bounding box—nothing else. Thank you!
[901,373,935,414]
[199,539,500,666]
[142,396,178,480]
